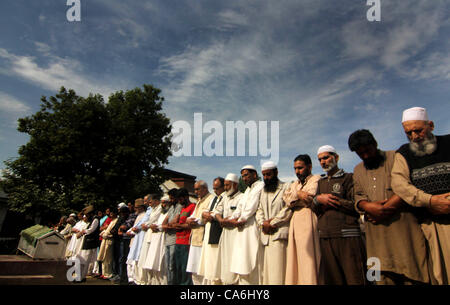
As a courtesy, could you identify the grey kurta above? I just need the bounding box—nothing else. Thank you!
[354,150,429,283]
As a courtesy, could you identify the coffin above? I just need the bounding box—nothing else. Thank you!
[17,225,66,259]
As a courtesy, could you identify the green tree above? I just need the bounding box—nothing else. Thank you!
[1,85,172,221]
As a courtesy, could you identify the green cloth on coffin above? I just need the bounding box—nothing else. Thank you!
[20,225,53,247]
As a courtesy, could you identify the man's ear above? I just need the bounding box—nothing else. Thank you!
[428,121,434,132]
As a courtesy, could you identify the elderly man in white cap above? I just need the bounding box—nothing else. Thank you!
[391,106,450,284]
[255,161,290,284]
[143,195,171,284]
[212,173,243,285]
[136,194,163,285]
[227,165,265,284]
[312,145,367,285]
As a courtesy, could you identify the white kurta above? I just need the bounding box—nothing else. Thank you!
[230,180,264,282]
[143,211,168,285]
[198,194,224,284]
[213,191,242,284]
[186,193,214,283]
[256,181,290,285]
[137,205,162,269]
[66,220,88,258]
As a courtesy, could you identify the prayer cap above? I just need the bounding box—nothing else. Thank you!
[261,161,277,171]
[117,202,127,209]
[161,195,170,202]
[402,107,429,123]
[135,198,144,207]
[225,173,239,183]
[69,213,76,217]
[317,145,337,155]
[241,164,256,173]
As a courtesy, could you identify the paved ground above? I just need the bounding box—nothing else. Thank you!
[73,275,116,285]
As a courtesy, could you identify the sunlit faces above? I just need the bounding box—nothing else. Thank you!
[194,182,209,199]
[241,169,257,187]
[224,180,237,196]
[318,152,338,172]
[402,120,437,156]
[212,179,224,196]
[262,168,278,192]
[294,160,312,181]
[402,120,434,143]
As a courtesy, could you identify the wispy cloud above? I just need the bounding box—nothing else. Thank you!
[0,91,31,114]
[0,47,121,98]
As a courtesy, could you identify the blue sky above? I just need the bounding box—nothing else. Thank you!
[0,0,449,189]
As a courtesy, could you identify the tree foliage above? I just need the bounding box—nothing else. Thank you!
[1,85,172,220]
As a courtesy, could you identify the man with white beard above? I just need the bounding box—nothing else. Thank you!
[143,196,171,285]
[136,194,162,285]
[391,106,450,285]
[213,173,243,285]
[312,145,367,285]
[228,165,264,285]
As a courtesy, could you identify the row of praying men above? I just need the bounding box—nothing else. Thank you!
[62,106,449,285]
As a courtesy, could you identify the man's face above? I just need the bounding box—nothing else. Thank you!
[402,120,434,144]
[355,144,383,170]
[263,169,278,192]
[213,179,225,196]
[224,180,237,196]
[144,196,149,206]
[150,199,161,208]
[294,160,311,181]
[241,169,256,186]
[318,152,338,172]
[355,144,378,163]
[224,180,233,192]
[194,183,208,199]
[169,195,176,205]
[177,196,187,205]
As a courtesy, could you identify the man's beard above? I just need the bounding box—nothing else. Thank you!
[409,133,437,157]
[161,205,169,213]
[363,150,386,170]
[296,172,310,183]
[264,176,279,192]
[322,157,337,173]
[226,186,237,196]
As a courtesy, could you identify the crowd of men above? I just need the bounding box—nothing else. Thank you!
[56,106,449,285]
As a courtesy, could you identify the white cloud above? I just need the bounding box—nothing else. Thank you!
[0,47,119,98]
[0,91,31,113]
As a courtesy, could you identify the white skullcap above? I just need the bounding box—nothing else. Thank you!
[402,107,429,123]
[117,202,127,209]
[225,173,239,183]
[69,213,76,217]
[261,161,277,171]
[161,195,170,202]
[241,164,256,172]
[317,145,337,155]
